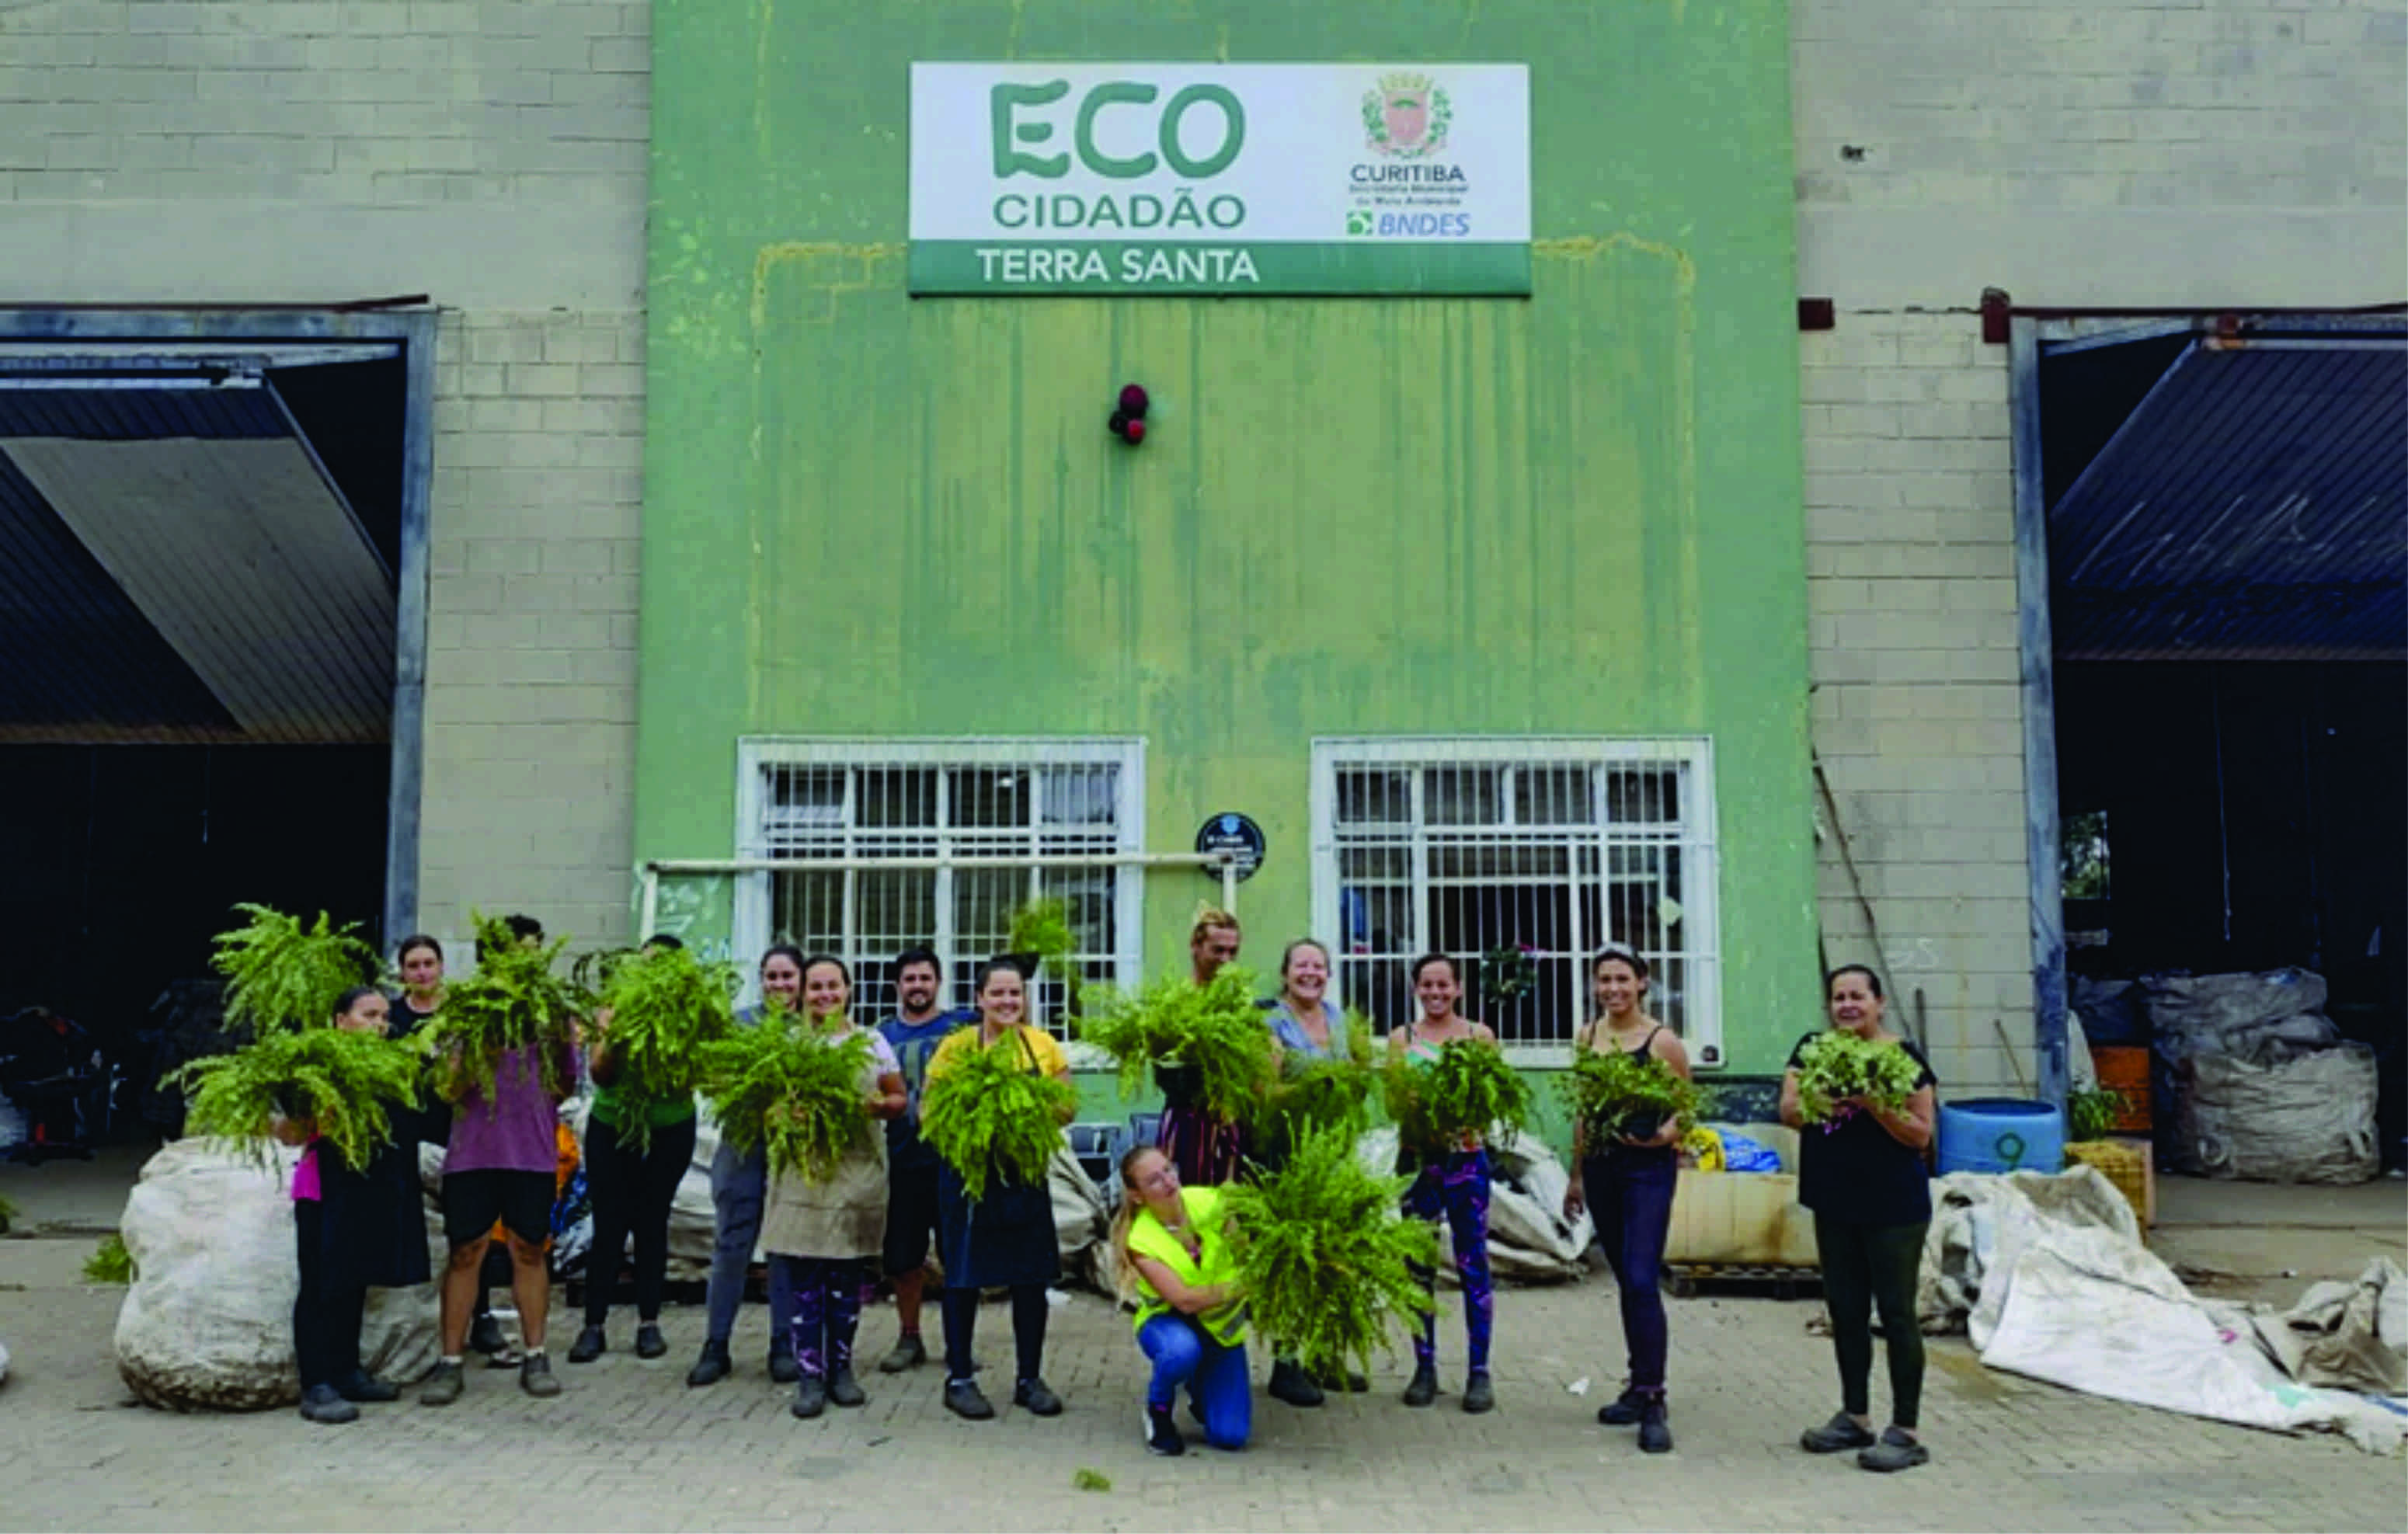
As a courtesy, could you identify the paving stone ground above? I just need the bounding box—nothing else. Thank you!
[2,1235,2401,1533]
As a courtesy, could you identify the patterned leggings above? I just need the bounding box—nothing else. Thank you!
[771,1255,871,1380]
[1404,1149,1493,1372]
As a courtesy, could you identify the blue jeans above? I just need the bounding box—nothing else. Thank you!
[1138,1314,1251,1450]
[1584,1150,1676,1394]
[703,1140,795,1349]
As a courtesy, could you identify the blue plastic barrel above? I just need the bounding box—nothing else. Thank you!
[1936,1098,2065,1174]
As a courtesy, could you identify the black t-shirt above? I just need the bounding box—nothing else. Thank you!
[1787,1031,1936,1227]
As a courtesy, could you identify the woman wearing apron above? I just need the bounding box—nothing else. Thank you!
[758,955,906,1418]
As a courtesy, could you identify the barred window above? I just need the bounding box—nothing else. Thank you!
[1310,738,1723,1062]
[733,739,1144,1032]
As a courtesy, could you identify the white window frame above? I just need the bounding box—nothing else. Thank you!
[1308,736,1724,1066]
[732,736,1146,1029]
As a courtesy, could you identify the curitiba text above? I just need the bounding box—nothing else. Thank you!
[973,246,1264,285]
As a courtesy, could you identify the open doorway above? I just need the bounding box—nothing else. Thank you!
[2030,315,2406,1167]
[0,308,434,1150]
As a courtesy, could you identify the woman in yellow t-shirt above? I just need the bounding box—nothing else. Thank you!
[1112,1146,1251,1456]
[926,958,1075,1421]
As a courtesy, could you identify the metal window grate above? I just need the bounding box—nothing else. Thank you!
[734,739,1145,1032]
[1310,738,1723,1063]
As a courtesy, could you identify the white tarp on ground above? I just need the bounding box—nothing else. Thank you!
[115,1139,438,1411]
[1354,1127,1593,1285]
[1917,1167,2403,1455]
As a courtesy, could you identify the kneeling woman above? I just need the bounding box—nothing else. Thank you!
[927,958,1077,1421]
[760,955,906,1418]
[1115,1146,1250,1456]
[278,986,433,1424]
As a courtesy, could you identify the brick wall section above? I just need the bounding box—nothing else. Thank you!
[0,0,650,948]
[419,309,645,949]
[1789,1,2404,1095]
[1790,0,2407,304]
[2,0,648,213]
[1801,312,2036,1097]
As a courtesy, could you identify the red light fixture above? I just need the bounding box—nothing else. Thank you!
[1109,383,1149,445]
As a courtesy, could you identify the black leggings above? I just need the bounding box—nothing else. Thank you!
[1815,1214,1928,1430]
[293,1200,366,1390]
[941,1285,1049,1387]
[583,1111,698,1326]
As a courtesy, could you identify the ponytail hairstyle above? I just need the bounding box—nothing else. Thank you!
[1105,1144,1172,1305]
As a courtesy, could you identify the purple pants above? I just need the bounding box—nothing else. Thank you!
[773,1254,870,1379]
[1404,1148,1493,1372]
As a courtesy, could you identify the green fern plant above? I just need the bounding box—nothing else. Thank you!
[211,903,379,1037]
[918,1032,1075,1202]
[1006,896,1080,983]
[1220,1124,1436,1384]
[165,1024,426,1172]
[1794,1030,1925,1125]
[1078,966,1275,1122]
[424,913,583,1104]
[698,1004,876,1181]
[590,942,739,1147]
[1382,1038,1532,1155]
[83,1233,134,1285]
[1560,1045,1701,1145]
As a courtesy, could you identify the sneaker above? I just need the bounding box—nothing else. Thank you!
[1014,1376,1063,1417]
[333,1369,399,1404]
[635,1323,667,1360]
[1460,1370,1495,1414]
[826,1365,867,1407]
[1267,1358,1325,1409]
[1858,1427,1929,1473]
[418,1360,465,1407]
[566,1324,607,1364]
[298,1383,359,1424]
[769,1341,799,1384]
[1638,1400,1674,1454]
[468,1312,508,1357]
[944,1379,995,1420]
[790,1373,827,1419]
[1801,1411,1877,1453]
[1402,1362,1438,1408]
[876,1334,926,1374]
[520,1351,561,1398]
[1597,1387,1647,1426]
[1143,1405,1186,1456]
[686,1339,731,1388]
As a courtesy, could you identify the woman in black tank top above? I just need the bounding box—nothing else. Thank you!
[1562,946,1691,1453]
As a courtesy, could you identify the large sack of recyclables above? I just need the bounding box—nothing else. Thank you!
[114,1139,437,1411]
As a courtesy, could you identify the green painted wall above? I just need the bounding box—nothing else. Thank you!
[641,0,1817,1072]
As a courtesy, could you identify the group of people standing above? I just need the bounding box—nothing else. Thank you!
[277,906,1942,1475]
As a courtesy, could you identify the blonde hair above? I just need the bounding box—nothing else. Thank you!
[1190,906,1241,946]
[1106,1144,1170,1306]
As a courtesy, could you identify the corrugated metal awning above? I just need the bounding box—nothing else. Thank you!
[2050,339,2407,661]
[0,385,395,744]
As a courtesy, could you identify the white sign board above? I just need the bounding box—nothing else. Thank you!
[908,62,1532,295]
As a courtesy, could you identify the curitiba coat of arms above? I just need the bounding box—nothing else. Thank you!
[1362,71,1453,158]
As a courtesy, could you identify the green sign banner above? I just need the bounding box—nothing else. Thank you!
[908,63,1532,296]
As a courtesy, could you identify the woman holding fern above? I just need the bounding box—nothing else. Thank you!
[1386,953,1505,1414]
[757,955,906,1418]
[1781,964,1938,1473]
[1562,944,1691,1452]
[924,959,1078,1422]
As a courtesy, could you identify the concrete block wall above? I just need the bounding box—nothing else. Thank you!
[1801,311,2037,1095]
[1790,0,2405,1095]
[1,0,651,950]
[422,309,645,948]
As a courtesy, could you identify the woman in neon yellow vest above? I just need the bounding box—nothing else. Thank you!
[1111,1146,1251,1456]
